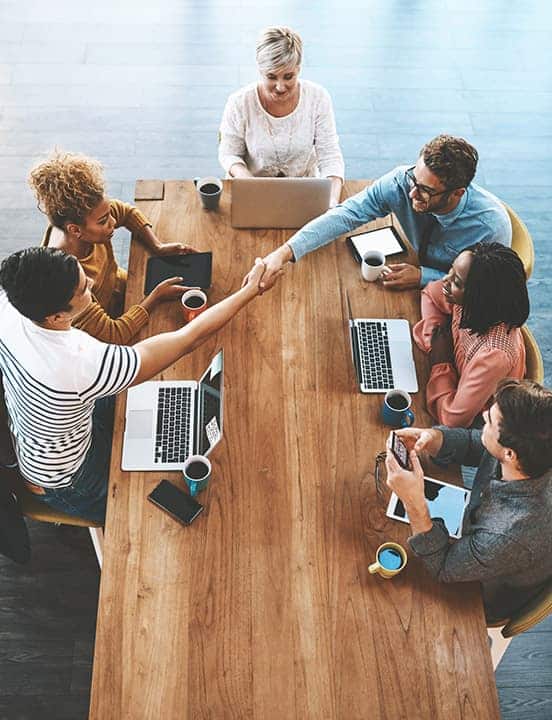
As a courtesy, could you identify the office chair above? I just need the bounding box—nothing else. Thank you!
[501,201,535,279]
[488,577,552,670]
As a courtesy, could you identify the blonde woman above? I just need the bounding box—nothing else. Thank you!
[29,151,198,344]
[219,26,344,206]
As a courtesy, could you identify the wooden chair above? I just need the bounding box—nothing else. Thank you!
[17,484,104,568]
[521,325,544,384]
[488,577,552,670]
[501,201,535,279]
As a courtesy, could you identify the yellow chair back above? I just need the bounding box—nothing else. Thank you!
[502,577,552,637]
[501,202,534,279]
[521,325,544,384]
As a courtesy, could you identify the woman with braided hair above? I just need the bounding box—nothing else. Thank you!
[413,242,529,427]
[218,26,344,207]
[29,150,199,345]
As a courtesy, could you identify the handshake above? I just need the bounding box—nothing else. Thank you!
[241,244,293,293]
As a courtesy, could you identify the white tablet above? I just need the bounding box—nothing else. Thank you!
[347,226,406,262]
[386,476,471,539]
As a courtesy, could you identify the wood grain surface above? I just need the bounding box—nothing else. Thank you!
[89,180,500,720]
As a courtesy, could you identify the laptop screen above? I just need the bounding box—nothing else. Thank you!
[196,350,224,457]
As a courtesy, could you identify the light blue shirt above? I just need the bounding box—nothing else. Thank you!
[288,165,512,286]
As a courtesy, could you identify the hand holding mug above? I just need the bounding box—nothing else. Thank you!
[361,250,390,282]
[381,263,422,290]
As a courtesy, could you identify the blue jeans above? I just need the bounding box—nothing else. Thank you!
[39,396,115,524]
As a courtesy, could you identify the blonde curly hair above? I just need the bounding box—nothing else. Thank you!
[28,150,106,228]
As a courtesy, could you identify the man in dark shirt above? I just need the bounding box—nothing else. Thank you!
[386,378,552,622]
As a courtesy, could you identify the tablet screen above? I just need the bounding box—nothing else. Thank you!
[145,252,212,294]
[386,477,470,539]
[349,227,404,259]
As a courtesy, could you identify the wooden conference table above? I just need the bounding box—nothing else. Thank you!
[90,180,499,720]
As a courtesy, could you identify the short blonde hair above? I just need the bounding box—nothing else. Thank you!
[256,26,303,74]
[28,150,106,228]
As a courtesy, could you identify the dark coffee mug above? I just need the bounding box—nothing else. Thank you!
[382,389,415,428]
[193,176,222,211]
[181,290,207,323]
[183,455,211,496]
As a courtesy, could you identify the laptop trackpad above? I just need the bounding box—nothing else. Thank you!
[126,410,153,439]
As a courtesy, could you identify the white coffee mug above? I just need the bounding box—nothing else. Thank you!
[361,250,387,282]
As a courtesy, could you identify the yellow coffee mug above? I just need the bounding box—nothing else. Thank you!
[368,542,408,579]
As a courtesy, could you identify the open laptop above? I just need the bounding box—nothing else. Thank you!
[346,294,418,393]
[231,177,331,229]
[121,351,223,471]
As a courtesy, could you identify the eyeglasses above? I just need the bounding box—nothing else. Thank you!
[374,451,387,502]
[405,166,460,201]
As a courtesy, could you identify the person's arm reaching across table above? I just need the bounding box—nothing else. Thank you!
[132,258,269,386]
[110,199,198,256]
[249,174,396,291]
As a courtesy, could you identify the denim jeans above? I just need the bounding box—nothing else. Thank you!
[39,396,115,524]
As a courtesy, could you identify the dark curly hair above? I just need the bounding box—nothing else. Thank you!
[28,150,105,228]
[421,135,478,189]
[495,379,552,477]
[0,247,79,322]
[460,242,529,336]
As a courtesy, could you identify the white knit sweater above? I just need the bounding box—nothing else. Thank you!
[218,80,345,179]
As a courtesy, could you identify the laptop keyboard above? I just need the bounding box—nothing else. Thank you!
[155,387,192,464]
[357,321,395,389]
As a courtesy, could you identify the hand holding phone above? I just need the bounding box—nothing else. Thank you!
[148,480,204,525]
[391,431,410,470]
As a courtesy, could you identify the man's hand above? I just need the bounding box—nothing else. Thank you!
[155,241,199,256]
[242,257,277,296]
[392,427,444,456]
[381,263,421,290]
[385,448,433,534]
[242,244,292,293]
[429,322,454,366]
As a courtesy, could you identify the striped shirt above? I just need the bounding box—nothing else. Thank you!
[0,290,140,488]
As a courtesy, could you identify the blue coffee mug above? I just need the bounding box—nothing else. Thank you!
[382,390,415,428]
[183,455,212,497]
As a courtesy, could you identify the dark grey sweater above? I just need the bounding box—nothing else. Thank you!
[408,427,552,622]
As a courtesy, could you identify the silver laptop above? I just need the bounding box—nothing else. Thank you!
[121,351,223,471]
[231,177,331,229]
[346,294,418,393]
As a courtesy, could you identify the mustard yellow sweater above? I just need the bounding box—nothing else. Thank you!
[42,200,150,345]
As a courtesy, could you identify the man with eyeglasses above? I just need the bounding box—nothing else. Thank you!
[385,379,552,624]
[250,134,511,291]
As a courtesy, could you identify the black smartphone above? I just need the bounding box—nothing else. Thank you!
[391,432,410,470]
[148,480,204,525]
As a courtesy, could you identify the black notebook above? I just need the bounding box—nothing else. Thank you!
[144,252,212,294]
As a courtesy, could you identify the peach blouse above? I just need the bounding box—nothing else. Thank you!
[413,280,526,427]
